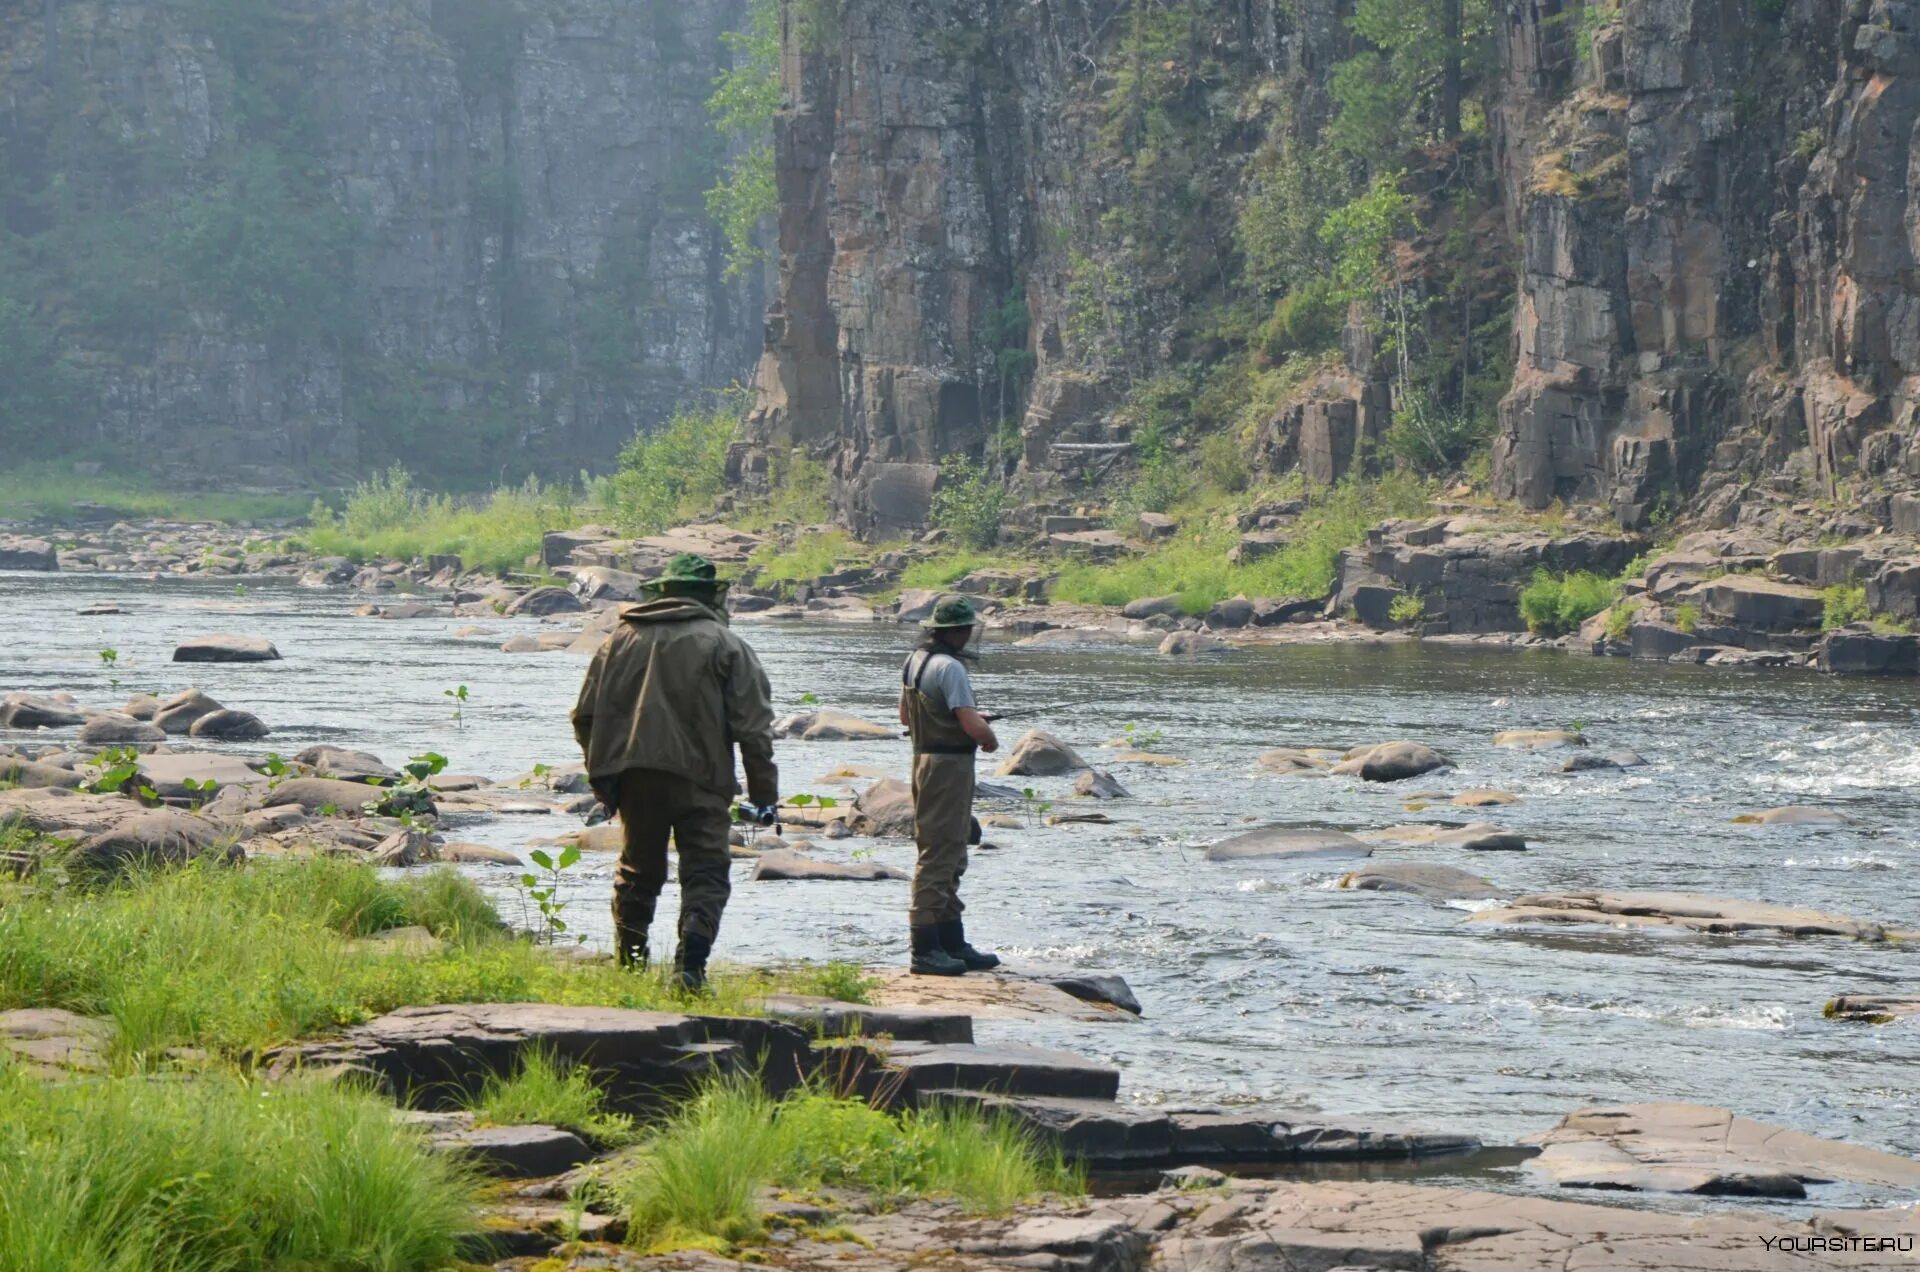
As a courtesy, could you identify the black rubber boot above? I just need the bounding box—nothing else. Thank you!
[615,935,650,971]
[937,918,1000,971]
[910,925,967,976]
[674,932,713,993]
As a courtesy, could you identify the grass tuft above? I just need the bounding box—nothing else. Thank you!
[471,1045,636,1147]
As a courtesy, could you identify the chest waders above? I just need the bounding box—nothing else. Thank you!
[901,650,1000,975]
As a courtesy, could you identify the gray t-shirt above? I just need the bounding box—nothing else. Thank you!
[904,649,975,713]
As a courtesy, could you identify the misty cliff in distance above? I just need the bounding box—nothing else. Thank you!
[0,0,762,488]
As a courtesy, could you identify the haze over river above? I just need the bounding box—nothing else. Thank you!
[6,571,1917,1207]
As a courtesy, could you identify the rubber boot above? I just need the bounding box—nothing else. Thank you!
[615,933,650,971]
[910,925,967,976]
[937,918,1000,971]
[674,932,713,993]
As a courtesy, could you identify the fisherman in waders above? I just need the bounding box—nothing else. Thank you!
[898,595,1001,976]
[572,552,779,991]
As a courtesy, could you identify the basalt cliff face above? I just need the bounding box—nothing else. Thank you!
[1,0,762,485]
[739,0,1920,536]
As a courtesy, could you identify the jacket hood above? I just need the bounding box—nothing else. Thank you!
[618,596,728,626]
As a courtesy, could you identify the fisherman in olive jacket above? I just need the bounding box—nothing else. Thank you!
[571,552,778,989]
[897,595,1001,976]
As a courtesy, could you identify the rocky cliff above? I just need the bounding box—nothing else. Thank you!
[739,0,1920,536]
[0,0,763,486]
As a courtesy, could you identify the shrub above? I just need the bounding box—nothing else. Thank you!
[1254,279,1343,364]
[1517,568,1617,635]
[605,395,742,534]
[929,456,1008,550]
[1198,431,1251,495]
[1674,602,1700,634]
[1114,454,1193,515]
[1821,583,1869,630]
[1387,591,1426,625]
[1384,386,1494,473]
[0,1070,473,1271]
[1604,598,1638,641]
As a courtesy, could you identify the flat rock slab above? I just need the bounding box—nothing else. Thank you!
[760,994,972,1044]
[136,752,267,802]
[1468,889,1905,940]
[1525,1102,1920,1198]
[1361,821,1527,851]
[172,634,282,662]
[1733,805,1858,826]
[749,849,908,882]
[928,1092,1176,1164]
[266,1003,811,1110]
[1493,729,1587,750]
[1204,826,1372,863]
[1826,994,1920,1023]
[866,969,1136,1024]
[879,1041,1121,1102]
[1170,1111,1480,1163]
[1340,861,1502,901]
[0,1007,111,1076]
[427,1121,594,1180]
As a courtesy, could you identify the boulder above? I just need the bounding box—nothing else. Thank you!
[500,633,575,653]
[152,689,224,735]
[172,634,281,663]
[1136,512,1177,542]
[0,758,84,790]
[1525,1103,1920,1198]
[931,1093,1174,1165]
[569,566,649,602]
[1731,805,1856,826]
[1333,741,1451,782]
[1493,729,1587,750]
[542,528,622,569]
[749,850,909,882]
[189,709,270,740]
[1204,827,1372,863]
[997,730,1089,776]
[134,753,265,804]
[1866,558,1920,618]
[0,695,86,729]
[772,709,897,741]
[441,842,522,865]
[1451,789,1517,807]
[1818,628,1920,675]
[1120,595,1184,620]
[1699,576,1825,629]
[265,777,426,818]
[1563,751,1648,772]
[294,746,401,784]
[120,693,163,721]
[0,536,58,570]
[1256,748,1336,775]
[77,714,166,746]
[69,809,236,874]
[1158,631,1226,656]
[1341,861,1501,901]
[852,778,916,837]
[1362,822,1527,851]
[1250,596,1322,625]
[1204,596,1256,629]
[1468,890,1902,940]
[504,586,585,617]
[1072,770,1130,799]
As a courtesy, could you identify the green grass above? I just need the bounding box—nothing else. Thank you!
[1822,583,1869,630]
[1517,568,1618,635]
[748,529,868,589]
[1052,473,1433,615]
[470,1045,637,1147]
[1674,602,1700,634]
[0,857,827,1066]
[621,1075,1082,1253]
[299,466,590,574]
[897,549,1030,591]
[0,463,312,524]
[0,1067,473,1272]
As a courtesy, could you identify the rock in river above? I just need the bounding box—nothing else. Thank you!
[152,688,224,734]
[997,729,1090,777]
[1493,729,1587,750]
[1204,826,1372,863]
[77,713,166,746]
[0,694,86,729]
[852,778,915,837]
[503,586,585,617]
[294,745,401,784]
[1563,750,1648,772]
[1732,805,1857,826]
[172,634,282,663]
[1341,862,1502,901]
[1468,890,1909,940]
[189,708,271,740]
[1825,994,1920,1024]
[773,708,897,741]
[1072,769,1130,799]
[1363,822,1528,851]
[1158,630,1226,656]
[749,849,908,882]
[1524,1102,1920,1198]
[1332,741,1451,782]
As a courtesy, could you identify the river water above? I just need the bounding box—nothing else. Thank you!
[4,571,1917,1206]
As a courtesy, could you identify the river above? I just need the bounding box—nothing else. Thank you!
[4,570,1917,1208]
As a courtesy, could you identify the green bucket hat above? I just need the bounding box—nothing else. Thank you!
[926,594,978,629]
[643,552,728,599]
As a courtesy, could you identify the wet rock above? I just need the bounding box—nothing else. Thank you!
[852,777,916,837]
[1525,1102,1920,1198]
[1204,827,1372,862]
[1036,970,1143,1016]
[1112,750,1184,766]
[1563,750,1648,772]
[1158,630,1227,656]
[997,729,1090,776]
[70,809,237,875]
[1469,890,1905,940]
[865,969,1133,1024]
[1451,788,1517,807]
[152,689,225,734]
[749,849,908,882]
[1333,741,1451,782]
[1122,594,1184,619]
[77,713,166,746]
[358,600,446,620]
[760,996,972,1045]
[172,634,281,663]
[1341,862,1502,901]
[1072,769,1130,799]
[1824,994,1920,1024]
[1731,805,1856,826]
[1493,729,1587,750]
[1169,1112,1480,1163]
[504,586,585,617]
[293,746,401,784]
[0,695,87,729]
[773,708,897,741]
[0,536,58,570]
[189,708,271,740]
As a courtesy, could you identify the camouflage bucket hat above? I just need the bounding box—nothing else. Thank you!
[926,594,978,629]
[643,552,728,598]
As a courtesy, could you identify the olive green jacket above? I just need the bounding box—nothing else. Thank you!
[571,597,778,805]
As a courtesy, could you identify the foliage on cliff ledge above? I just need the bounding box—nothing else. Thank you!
[706,0,781,277]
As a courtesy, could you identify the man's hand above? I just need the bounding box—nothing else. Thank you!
[954,707,999,753]
[590,776,621,812]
